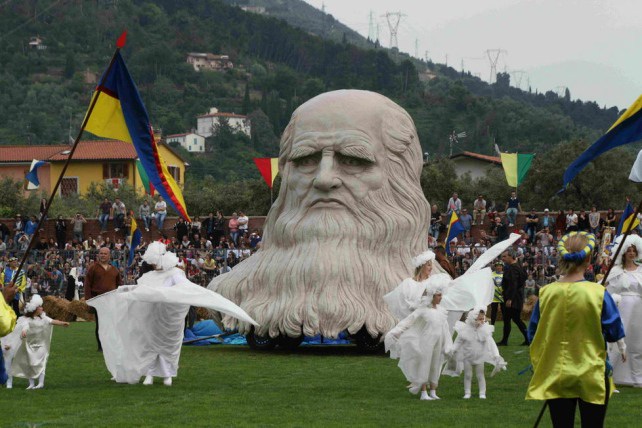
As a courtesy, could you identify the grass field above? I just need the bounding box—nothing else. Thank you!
[0,322,640,427]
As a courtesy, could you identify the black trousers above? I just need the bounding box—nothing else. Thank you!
[500,305,528,343]
[490,302,501,325]
[91,308,102,351]
[547,378,609,428]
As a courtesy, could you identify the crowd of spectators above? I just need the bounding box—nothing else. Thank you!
[432,192,629,298]
[0,203,263,301]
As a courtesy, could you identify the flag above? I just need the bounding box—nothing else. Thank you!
[500,153,533,187]
[25,159,48,190]
[254,157,279,188]
[616,201,640,236]
[128,214,142,266]
[136,159,154,196]
[83,47,189,220]
[445,212,465,255]
[561,95,642,191]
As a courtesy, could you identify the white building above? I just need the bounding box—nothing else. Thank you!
[166,133,206,153]
[449,151,502,180]
[186,53,233,72]
[196,108,251,138]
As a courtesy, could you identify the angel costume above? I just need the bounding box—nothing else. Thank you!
[1,317,27,388]
[88,242,258,385]
[443,307,507,398]
[385,234,521,331]
[606,235,642,386]
[9,313,54,388]
[384,279,453,399]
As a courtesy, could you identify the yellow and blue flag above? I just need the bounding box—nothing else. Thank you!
[84,39,189,220]
[445,211,465,255]
[616,201,640,236]
[128,214,142,266]
[561,95,642,191]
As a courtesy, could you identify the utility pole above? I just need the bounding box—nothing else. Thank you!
[485,49,507,84]
[381,12,406,49]
[511,70,527,90]
[415,38,419,58]
[368,11,376,41]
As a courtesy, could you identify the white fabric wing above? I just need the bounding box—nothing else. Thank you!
[441,267,494,312]
[467,233,520,274]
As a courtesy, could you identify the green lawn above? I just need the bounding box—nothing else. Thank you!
[1,322,640,427]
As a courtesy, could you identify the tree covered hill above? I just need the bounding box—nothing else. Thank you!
[0,0,622,183]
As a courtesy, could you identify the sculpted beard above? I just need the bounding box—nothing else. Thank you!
[215,179,425,339]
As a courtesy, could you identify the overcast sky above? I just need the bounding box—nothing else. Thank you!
[304,0,642,110]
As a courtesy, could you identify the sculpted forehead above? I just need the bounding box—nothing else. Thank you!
[293,90,389,137]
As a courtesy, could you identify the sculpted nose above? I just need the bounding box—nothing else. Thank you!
[313,155,341,191]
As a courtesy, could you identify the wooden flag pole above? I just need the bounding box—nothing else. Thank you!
[601,198,642,286]
[11,32,128,285]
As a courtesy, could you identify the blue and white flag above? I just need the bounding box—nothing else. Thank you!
[26,159,48,190]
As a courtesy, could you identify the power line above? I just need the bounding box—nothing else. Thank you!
[381,12,406,49]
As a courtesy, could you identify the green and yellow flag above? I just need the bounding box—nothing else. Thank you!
[500,153,533,187]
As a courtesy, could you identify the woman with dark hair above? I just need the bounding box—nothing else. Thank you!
[433,245,457,278]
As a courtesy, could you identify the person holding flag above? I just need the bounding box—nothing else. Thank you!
[445,211,465,255]
[1,258,27,316]
[128,211,143,268]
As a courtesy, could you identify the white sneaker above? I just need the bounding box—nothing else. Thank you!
[34,384,44,389]
[420,391,433,401]
[26,385,34,390]
[143,375,153,385]
[430,391,440,400]
[479,394,486,399]
[163,377,172,386]
[463,393,471,399]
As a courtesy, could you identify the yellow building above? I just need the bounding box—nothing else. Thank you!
[0,140,187,196]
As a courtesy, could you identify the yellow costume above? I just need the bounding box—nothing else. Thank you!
[0,297,17,337]
[526,281,610,405]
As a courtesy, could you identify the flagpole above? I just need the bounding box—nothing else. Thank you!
[270,186,273,205]
[601,198,642,286]
[12,32,128,284]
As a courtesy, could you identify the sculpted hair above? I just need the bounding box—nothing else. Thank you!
[209,90,430,338]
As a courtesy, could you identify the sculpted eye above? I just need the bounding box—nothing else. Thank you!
[337,153,372,167]
[292,152,321,168]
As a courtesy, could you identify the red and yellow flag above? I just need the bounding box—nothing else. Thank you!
[254,158,279,189]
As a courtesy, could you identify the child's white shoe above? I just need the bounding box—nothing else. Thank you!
[479,394,486,399]
[429,390,440,400]
[463,393,471,399]
[143,375,153,385]
[420,390,433,401]
[34,384,44,389]
[163,377,172,386]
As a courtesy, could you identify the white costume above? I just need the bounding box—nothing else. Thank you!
[384,234,521,331]
[443,307,507,398]
[88,242,258,385]
[385,279,453,399]
[606,234,642,386]
[1,317,28,388]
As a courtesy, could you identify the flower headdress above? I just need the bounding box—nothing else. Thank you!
[142,242,179,271]
[557,231,596,262]
[610,234,642,266]
[411,250,435,268]
[25,294,43,314]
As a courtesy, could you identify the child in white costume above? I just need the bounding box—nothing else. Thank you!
[6,295,69,389]
[385,276,453,401]
[443,307,507,399]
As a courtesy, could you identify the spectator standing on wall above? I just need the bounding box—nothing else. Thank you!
[139,199,152,232]
[71,213,87,243]
[24,216,38,239]
[55,216,67,250]
[237,212,249,240]
[525,209,539,243]
[228,212,240,246]
[589,206,601,235]
[430,204,442,239]
[97,198,111,232]
[459,209,473,235]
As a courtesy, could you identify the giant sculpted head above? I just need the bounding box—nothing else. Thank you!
[209,90,430,339]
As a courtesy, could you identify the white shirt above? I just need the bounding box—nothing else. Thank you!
[155,201,167,215]
[238,215,249,231]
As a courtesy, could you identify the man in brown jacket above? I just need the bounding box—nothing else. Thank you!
[85,247,122,351]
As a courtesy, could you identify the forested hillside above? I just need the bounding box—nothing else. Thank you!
[0,0,622,184]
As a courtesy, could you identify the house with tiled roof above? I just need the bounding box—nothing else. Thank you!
[197,108,251,138]
[448,151,502,180]
[166,133,205,153]
[0,140,187,197]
